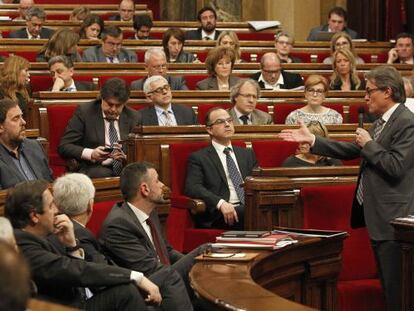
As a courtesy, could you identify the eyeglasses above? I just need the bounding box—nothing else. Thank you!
[207,117,233,126]
[238,93,257,100]
[365,87,382,97]
[105,42,122,48]
[306,88,325,96]
[149,84,170,94]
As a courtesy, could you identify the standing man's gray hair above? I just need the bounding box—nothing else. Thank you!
[144,48,166,64]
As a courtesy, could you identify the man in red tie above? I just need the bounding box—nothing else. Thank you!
[100,162,208,309]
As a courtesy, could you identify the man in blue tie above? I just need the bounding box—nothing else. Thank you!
[185,107,258,229]
[58,78,140,178]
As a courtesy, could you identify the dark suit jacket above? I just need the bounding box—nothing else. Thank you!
[74,81,96,91]
[228,107,273,125]
[185,144,258,228]
[312,104,414,240]
[58,100,139,174]
[251,71,304,90]
[196,75,240,90]
[130,75,188,91]
[8,27,54,39]
[82,45,137,63]
[307,24,359,41]
[15,229,133,308]
[170,51,196,63]
[0,139,53,189]
[137,104,198,126]
[184,28,221,40]
[100,202,183,276]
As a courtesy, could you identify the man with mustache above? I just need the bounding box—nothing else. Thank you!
[0,98,53,189]
[59,78,140,178]
[185,6,221,41]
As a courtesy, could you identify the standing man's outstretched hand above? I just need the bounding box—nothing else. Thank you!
[278,120,314,144]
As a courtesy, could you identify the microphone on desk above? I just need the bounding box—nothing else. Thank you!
[358,107,365,128]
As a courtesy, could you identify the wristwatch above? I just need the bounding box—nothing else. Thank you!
[66,239,81,253]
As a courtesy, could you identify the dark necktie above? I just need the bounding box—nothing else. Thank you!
[223,147,245,204]
[239,115,249,125]
[356,118,385,205]
[108,120,123,175]
[204,37,211,40]
[146,218,170,265]
[108,56,114,63]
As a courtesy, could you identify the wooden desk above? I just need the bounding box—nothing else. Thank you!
[190,231,346,310]
[391,219,414,311]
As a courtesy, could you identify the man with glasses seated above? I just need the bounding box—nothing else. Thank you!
[138,75,197,126]
[82,26,137,63]
[59,78,139,178]
[228,79,273,125]
[251,52,303,90]
[185,107,258,229]
[131,48,188,90]
[274,32,303,64]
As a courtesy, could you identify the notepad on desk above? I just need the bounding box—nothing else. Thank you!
[221,230,271,238]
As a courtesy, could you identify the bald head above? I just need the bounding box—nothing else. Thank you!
[260,52,282,85]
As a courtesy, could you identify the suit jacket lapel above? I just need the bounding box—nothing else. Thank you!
[0,146,25,181]
[208,78,218,90]
[376,104,404,143]
[118,109,130,140]
[94,103,106,144]
[207,145,228,185]
[171,104,183,124]
[98,47,107,62]
[234,147,248,178]
[146,106,159,125]
[228,108,240,124]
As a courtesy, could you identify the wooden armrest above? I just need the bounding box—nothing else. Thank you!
[186,199,206,215]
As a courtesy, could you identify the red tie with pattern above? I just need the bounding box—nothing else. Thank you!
[146,218,170,265]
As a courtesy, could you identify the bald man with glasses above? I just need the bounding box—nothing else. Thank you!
[251,52,303,90]
[137,75,197,126]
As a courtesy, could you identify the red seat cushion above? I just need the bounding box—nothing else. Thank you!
[349,103,370,123]
[87,200,118,238]
[273,103,305,124]
[197,103,230,124]
[252,140,299,167]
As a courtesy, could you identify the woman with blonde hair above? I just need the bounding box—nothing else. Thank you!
[330,48,365,91]
[0,55,30,117]
[285,74,343,124]
[216,31,242,63]
[323,32,364,64]
[196,46,240,90]
[282,121,342,167]
[36,28,81,62]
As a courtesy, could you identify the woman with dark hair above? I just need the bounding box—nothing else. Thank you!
[0,55,31,117]
[162,28,195,63]
[79,14,104,40]
[196,46,240,90]
[282,121,342,167]
[330,48,365,91]
[36,28,81,62]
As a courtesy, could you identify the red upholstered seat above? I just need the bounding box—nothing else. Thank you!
[87,200,118,238]
[273,103,305,124]
[47,105,77,178]
[168,141,253,252]
[349,103,370,123]
[184,74,209,90]
[301,185,385,311]
[30,76,54,92]
[100,75,145,88]
[197,103,230,124]
[252,140,299,167]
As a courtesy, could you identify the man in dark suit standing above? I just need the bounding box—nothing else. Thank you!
[58,78,139,178]
[307,6,359,41]
[228,79,273,125]
[185,107,258,229]
[279,66,414,311]
[5,180,161,310]
[48,56,96,92]
[108,0,135,22]
[251,52,304,90]
[9,6,54,39]
[82,26,137,63]
[130,48,188,90]
[100,162,206,308]
[185,6,221,40]
[52,172,194,310]
[0,98,53,189]
[138,75,197,126]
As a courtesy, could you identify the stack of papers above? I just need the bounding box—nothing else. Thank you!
[214,231,297,250]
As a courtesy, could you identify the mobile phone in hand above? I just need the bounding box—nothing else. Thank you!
[103,147,114,152]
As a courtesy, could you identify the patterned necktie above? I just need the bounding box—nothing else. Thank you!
[146,218,170,265]
[223,147,245,204]
[239,115,249,125]
[162,111,173,126]
[356,118,385,205]
[108,120,123,175]
[64,86,76,92]
[108,56,114,63]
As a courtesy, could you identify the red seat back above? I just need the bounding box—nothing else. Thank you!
[197,103,230,124]
[87,200,118,237]
[252,140,299,167]
[273,103,305,124]
[349,103,369,123]
[301,185,378,281]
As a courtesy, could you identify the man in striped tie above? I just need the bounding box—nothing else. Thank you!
[184,107,258,229]
[59,78,140,178]
[279,66,414,311]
